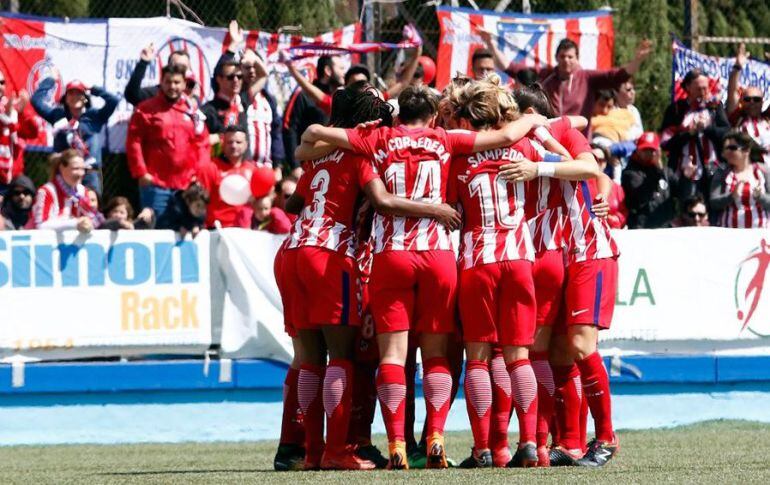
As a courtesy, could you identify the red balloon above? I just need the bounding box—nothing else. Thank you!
[418,55,437,85]
[250,163,275,199]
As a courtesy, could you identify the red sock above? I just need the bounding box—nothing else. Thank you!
[323,359,352,454]
[489,351,512,452]
[348,362,377,446]
[530,351,555,448]
[298,364,325,460]
[280,367,304,446]
[580,392,589,452]
[464,360,492,450]
[576,352,614,443]
[423,357,452,435]
[377,363,407,442]
[507,359,538,444]
[552,363,581,450]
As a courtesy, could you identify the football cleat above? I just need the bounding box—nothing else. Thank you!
[459,448,494,468]
[576,438,619,467]
[355,443,389,469]
[507,443,538,468]
[548,445,582,467]
[387,441,409,470]
[426,432,449,469]
[273,443,305,471]
[536,445,550,467]
[321,446,376,470]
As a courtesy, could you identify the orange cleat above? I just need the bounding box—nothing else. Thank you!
[387,440,409,470]
[321,446,376,470]
[536,445,550,467]
[492,446,512,468]
[426,432,448,469]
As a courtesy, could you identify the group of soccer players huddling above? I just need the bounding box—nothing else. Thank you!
[272,74,620,471]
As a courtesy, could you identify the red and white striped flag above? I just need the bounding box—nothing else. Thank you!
[436,6,615,89]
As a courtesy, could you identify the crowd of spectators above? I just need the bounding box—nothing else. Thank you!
[0,20,768,234]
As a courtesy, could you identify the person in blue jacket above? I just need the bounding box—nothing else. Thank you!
[31,77,120,195]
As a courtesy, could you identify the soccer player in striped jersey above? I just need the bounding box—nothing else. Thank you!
[297,85,548,469]
[280,83,461,471]
[504,84,621,467]
[446,77,602,469]
[710,131,770,228]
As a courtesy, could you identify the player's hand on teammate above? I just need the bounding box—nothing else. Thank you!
[356,119,382,130]
[432,203,462,231]
[498,158,538,182]
[592,193,610,218]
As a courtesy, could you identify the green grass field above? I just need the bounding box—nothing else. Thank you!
[1,421,769,484]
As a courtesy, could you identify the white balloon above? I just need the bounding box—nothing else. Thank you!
[219,174,251,206]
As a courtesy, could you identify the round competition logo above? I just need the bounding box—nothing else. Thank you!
[27,57,62,102]
[734,238,770,337]
[156,37,212,99]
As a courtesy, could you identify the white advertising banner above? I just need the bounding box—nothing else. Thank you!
[604,227,770,351]
[0,230,212,360]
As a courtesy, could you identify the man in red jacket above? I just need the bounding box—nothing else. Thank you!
[126,63,210,229]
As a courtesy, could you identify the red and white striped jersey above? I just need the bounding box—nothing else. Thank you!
[32,180,91,229]
[247,92,273,164]
[346,125,477,253]
[561,178,620,264]
[449,140,539,270]
[719,164,769,229]
[524,139,565,254]
[287,149,378,257]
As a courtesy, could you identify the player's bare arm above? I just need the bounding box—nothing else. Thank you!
[363,178,461,231]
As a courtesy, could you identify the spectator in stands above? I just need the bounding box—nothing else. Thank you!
[31,149,102,232]
[480,29,652,119]
[660,68,730,204]
[167,182,210,238]
[471,48,496,80]
[592,143,627,229]
[201,59,248,147]
[126,63,210,230]
[710,130,770,228]
[0,70,38,195]
[590,89,637,143]
[124,45,193,106]
[31,78,119,195]
[252,194,291,234]
[274,176,297,212]
[727,43,770,165]
[616,80,644,140]
[673,195,710,227]
[622,132,677,229]
[1,175,35,230]
[282,55,344,177]
[202,126,258,229]
[101,196,155,230]
[212,23,285,180]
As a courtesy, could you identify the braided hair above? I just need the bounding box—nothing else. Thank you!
[329,81,394,129]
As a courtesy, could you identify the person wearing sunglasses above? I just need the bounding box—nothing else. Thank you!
[201,60,248,149]
[0,174,36,230]
[710,131,770,228]
[726,43,770,165]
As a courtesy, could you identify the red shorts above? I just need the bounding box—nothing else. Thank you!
[354,283,380,364]
[369,250,457,334]
[459,260,536,346]
[564,257,618,329]
[280,246,360,330]
[273,246,296,338]
[532,249,566,327]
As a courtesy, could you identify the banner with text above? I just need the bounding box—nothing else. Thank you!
[671,40,770,109]
[0,14,359,153]
[0,230,211,360]
[436,6,614,90]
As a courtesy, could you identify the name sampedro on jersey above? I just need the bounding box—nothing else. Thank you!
[449,139,540,270]
[287,149,377,257]
[346,125,476,253]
